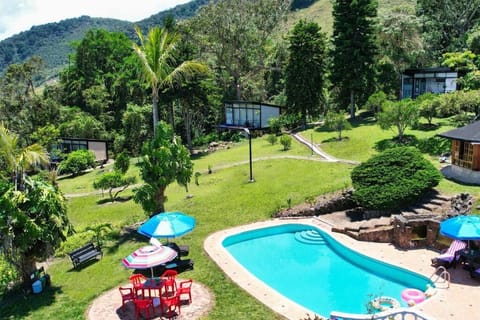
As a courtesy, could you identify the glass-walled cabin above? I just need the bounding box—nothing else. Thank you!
[224,101,281,129]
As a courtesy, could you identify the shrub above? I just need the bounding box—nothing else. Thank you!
[279,134,292,151]
[58,150,96,176]
[114,151,130,174]
[323,110,352,140]
[266,134,278,145]
[56,230,96,257]
[93,171,136,202]
[0,254,17,295]
[351,147,442,211]
[268,117,283,135]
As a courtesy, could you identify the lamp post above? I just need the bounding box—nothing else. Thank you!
[243,128,254,183]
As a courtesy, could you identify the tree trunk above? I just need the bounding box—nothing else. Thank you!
[302,110,307,130]
[20,255,37,286]
[152,91,160,134]
[169,100,175,129]
[350,90,356,120]
[183,101,193,152]
[235,77,241,100]
[152,185,167,217]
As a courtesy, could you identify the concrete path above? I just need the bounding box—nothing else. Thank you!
[291,132,359,165]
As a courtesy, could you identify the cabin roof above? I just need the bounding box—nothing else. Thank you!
[437,121,480,143]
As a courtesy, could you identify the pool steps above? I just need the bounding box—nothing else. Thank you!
[294,230,326,245]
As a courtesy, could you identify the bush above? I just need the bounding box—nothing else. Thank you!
[266,134,278,145]
[0,254,17,295]
[56,230,96,257]
[268,117,283,135]
[114,151,130,174]
[279,134,292,151]
[58,150,96,176]
[351,147,442,211]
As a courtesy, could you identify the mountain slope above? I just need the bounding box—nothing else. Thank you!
[0,0,411,82]
[0,0,209,80]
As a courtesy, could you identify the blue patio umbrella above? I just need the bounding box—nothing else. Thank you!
[440,215,480,241]
[138,211,196,239]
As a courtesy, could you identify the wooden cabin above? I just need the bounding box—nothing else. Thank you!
[437,121,480,185]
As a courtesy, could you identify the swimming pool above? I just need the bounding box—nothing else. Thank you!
[222,223,432,318]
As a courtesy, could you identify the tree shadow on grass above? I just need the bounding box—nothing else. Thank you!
[57,171,88,181]
[0,284,62,319]
[413,122,439,131]
[321,136,350,143]
[375,134,450,156]
[96,196,133,205]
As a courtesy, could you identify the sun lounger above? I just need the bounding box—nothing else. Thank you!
[431,240,467,268]
[165,242,190,257]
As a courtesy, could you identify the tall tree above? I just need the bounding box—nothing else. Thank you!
[60,29,144,131]
[330,0,378,119]
[376,5,426,96]
[0,177,70,284]
[171,24,222,152]
[285,20,327,128]
[416,0,480,63]
[0,56,45,141]
[133,122,193,215]
[0,124,49,190]
[133,26,207,134]
[192,0,290,100]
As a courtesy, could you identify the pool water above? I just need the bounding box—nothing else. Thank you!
[223,224,432,317]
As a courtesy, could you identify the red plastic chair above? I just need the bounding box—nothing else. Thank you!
[160,269,178,280]
[161,278,177,298]
[129,274,147,296]
[160,294,181,318]
[177,279,193,304]
[118,286,134,311]
[133,298,154,320]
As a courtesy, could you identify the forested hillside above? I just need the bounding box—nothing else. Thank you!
[1,0,480,158]
[0,0,415,83]
[0,0,210,81]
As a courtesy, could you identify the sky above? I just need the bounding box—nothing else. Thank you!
[0,0,192,41]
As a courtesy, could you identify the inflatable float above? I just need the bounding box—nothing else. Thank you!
[371,296,401,311]
[401,288,426,306]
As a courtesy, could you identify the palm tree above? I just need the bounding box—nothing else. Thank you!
[133,26,208,133]
[0,124,49,190]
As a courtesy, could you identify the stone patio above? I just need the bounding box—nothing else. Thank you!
[85,280,214,320]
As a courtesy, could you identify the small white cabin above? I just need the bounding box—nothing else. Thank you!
[223,101,282,129]
[53,138,109,164]
[401,67,458,99]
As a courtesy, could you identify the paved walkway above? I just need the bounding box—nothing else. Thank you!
[86,280,213,320]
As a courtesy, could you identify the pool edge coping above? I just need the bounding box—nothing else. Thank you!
[204,218,317,319]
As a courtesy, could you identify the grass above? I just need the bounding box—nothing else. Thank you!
[302,116,456,163]
[1,154,353,319]
[2,116,480,319]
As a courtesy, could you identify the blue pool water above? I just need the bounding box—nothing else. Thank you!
[223,224,432,317]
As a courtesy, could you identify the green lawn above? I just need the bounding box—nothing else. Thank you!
[302,117,456,163]
[2,117,480,319]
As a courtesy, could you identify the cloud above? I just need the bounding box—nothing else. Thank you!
[0,0,191,40]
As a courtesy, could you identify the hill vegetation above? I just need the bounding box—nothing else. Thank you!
[0,0,210,81]
[0,0,418,83]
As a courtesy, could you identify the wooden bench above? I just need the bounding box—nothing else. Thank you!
[68,242,103,269]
